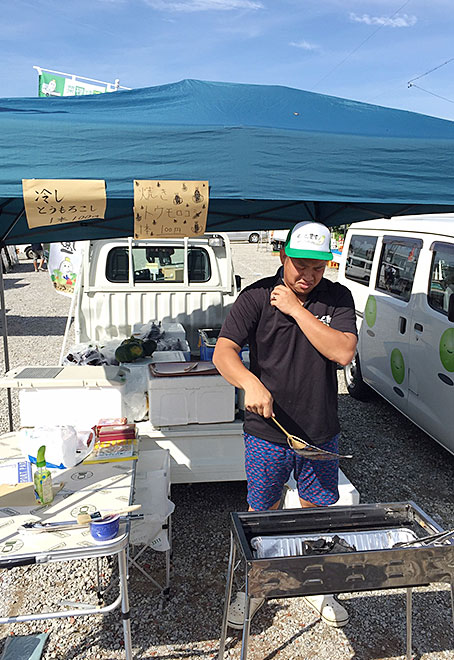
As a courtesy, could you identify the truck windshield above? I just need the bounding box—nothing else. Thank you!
[106,246,211,283]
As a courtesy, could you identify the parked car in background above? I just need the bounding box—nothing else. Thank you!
[338,215,454,456]
[269,229,290,250]
[224,230,269,243]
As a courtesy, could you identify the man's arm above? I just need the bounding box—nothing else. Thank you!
[213,337,274,417]
[270,285,357,365]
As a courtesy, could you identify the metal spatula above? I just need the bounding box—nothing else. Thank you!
[271,417,353,461]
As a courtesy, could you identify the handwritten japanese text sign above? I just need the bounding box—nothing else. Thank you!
[133,180,209,239]
[22,179,106,229]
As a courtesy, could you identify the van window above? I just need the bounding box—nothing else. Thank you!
[344,235,377,285]
[428,242,454,316]
[376,238,421,301]
[106,247,211,283]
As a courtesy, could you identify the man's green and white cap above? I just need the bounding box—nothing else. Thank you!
[284,221,333,260]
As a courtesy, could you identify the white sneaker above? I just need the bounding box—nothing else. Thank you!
[303,594,349,627]
[227,591,265,630]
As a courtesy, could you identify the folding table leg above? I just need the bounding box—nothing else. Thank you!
[218,532,236,659]
[406,587,412,660]
[450,583,454,629]
[118,548,133,660]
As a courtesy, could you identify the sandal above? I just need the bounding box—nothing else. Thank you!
[303,594,349,627]
[227,591,265,629]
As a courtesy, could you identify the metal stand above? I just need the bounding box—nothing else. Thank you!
[406,588,412,660]
[218,525,454,660]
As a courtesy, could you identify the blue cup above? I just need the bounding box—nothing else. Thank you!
[89,514,120,542]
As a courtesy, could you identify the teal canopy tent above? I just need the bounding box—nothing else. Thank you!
[1,78,454,245]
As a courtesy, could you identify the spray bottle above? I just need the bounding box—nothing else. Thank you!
[33,445,54,505]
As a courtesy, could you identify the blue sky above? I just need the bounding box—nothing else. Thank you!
[2,0,454,119]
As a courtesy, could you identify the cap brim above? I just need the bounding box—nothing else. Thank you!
[284,246,333,260]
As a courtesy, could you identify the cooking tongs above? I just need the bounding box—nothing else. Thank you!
[393,527,454,548]
[271,417,353,461]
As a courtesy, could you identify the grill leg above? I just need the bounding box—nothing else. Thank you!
[240,577,251,660]
[406,587,412,660]
[218,532,237,659]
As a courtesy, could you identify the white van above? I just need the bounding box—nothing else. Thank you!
[338,215,454,455]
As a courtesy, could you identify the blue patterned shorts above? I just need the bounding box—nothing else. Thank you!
[244,432,340,510]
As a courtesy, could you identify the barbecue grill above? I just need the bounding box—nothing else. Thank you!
[218,502,454,659]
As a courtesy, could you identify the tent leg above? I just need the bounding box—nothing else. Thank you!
[0,264,13,431]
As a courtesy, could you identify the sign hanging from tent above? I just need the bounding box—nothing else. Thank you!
[133,180,209,238]
[22,179,106,229]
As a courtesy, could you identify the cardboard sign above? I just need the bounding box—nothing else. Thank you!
[134,180,209,238]
[22,179,106,229]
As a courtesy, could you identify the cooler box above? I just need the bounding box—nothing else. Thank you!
[148,364,235,426]
[1,366,128,429]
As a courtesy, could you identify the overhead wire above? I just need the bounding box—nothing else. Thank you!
[407,83,454,105]
[407,57,454,85]
[312,0,412,90]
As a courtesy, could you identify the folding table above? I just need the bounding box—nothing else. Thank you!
[0,432,136,659]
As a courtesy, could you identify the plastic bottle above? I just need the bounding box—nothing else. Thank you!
[33,445,54,505]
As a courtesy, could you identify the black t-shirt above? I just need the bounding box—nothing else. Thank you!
[219,268,357,446]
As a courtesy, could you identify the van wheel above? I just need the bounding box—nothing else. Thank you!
[248,233,260,243]
[344,354,371,401]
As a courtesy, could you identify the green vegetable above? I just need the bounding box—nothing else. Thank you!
[142,339,157,357]
[115,338,145,363]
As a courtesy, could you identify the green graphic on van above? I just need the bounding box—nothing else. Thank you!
[390,348,405,384]
[364,295,377,327]
[439,328,454,372]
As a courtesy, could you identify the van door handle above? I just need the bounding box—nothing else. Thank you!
[399,316,407,334]
[414,323,423,332]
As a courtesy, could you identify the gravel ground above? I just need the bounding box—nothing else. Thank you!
[0,245,453,660]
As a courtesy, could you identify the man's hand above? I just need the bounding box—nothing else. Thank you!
[244,381,274,418]
[270,284,301,317]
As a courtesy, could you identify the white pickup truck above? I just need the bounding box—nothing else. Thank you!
[69,233,249,483]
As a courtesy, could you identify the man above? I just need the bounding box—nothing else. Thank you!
[31,243,46,272]
[213,221,357,629]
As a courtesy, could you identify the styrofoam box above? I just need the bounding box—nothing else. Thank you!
[148,373,235,426]
[10,366,128,429]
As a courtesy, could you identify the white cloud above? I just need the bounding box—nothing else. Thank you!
[350,12,417,28]
[144,0,263,11]
[289,40,319,51]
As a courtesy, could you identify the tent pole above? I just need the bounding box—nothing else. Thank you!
[59,259,84,365]
[0,262,13,431]
[0,207,27,431]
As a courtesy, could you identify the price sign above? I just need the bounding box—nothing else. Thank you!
[22,179,106,229]
[133,180,209,238]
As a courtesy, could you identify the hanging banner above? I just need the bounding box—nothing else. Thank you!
[133,180,209,239]
[22,179,106,229]
[38,71,109,97]
[48,242,85,297]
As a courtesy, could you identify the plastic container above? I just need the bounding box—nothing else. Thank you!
[2,366,128,428]
[89,514,120,542]
[148,373,235,426]
[198,328,221,361]
[198,329,248,362]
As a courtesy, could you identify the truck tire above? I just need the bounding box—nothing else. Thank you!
[248,232,260,243]
[344,353,372,401]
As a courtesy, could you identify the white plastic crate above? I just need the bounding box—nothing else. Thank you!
[148,373,235,426]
